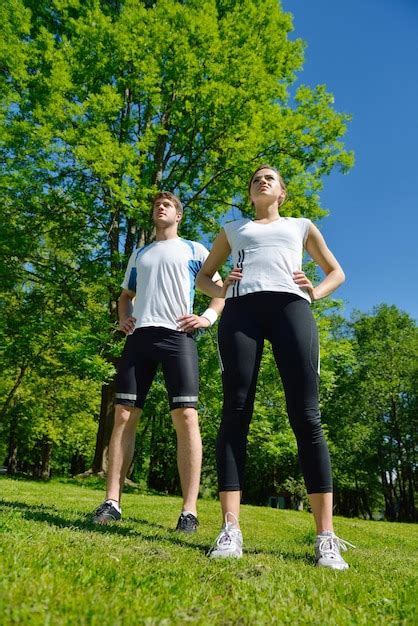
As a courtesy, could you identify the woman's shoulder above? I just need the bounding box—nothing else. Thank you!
[283,216,312,243]
[222,217,250,234]
[284,216,312,229]
[282,215,311,224]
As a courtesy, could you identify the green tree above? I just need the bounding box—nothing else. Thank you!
[1,0,353,475]
[323,305,417,521]
[0,285,109,476]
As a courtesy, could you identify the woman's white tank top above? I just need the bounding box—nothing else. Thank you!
[223,217,312,302]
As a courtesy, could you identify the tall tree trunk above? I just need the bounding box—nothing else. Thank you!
[381,468,396,521]
[92,379,116,473]
[0,366,26,425]
[6,413,18,475]
[406,470,416,521]
[124,217,137,257]
[361,489,373,520]
[70,453,86,476]
[41,437,52,480]
[391,398,408,520]
[147,414,159,489]
[130,413,153,479]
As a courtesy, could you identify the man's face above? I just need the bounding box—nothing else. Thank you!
[152,197,181,227]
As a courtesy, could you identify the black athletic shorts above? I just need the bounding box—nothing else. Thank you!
[115,327,199,410]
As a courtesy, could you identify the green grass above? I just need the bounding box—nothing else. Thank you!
[0,477,416,625]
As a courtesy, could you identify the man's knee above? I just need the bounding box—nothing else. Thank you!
[171,407,199,431]
[114,404,141,428]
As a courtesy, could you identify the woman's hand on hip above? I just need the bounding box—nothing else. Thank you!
[222,267,243,296]
[292,271,317,301]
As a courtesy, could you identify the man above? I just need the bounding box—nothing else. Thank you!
[93,191,223,531]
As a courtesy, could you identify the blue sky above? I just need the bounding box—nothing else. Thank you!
[282,0,418,321]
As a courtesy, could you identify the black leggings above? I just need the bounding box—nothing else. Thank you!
[217,292,332,494]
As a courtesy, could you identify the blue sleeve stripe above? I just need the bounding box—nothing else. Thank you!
[188,260,202,278]
[128,267,137,292]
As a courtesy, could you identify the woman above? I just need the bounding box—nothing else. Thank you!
[196,165,354,569]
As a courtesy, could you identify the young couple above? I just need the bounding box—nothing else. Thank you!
[92,165,354,570]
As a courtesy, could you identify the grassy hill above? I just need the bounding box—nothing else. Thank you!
[0,477,416,625]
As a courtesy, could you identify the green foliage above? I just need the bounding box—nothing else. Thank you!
[322,305,417,521]
[1,0,352,274]
[0,0,358,503]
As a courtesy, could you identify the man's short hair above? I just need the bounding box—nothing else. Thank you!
[152,191,183,215]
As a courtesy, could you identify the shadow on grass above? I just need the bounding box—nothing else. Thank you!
[0,498,313,564]
[244,545,315,564]
[0,498,210,553]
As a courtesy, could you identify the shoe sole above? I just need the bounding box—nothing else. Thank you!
[92,517,121,525]
[208,551,243,559]
[316,562,348,570]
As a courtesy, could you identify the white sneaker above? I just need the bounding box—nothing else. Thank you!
[208,513,243,559]
[315,530,355,570]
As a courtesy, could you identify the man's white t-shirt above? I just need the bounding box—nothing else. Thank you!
[223,217,312,302]
[122,238,220,331]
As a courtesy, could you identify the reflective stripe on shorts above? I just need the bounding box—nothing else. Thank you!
[172,395,198,403]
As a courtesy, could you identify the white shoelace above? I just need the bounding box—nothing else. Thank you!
[317,533,356,559]
[210,512,241,552]
[217,525,235,547]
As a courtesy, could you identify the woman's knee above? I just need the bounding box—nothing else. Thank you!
[289,407,323,441]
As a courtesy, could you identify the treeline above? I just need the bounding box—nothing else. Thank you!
[1,290,416,522]
[0,1,416,521]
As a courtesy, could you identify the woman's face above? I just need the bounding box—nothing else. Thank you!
[250,168,283,206]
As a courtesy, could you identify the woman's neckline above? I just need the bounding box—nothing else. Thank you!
[250,216,283,225]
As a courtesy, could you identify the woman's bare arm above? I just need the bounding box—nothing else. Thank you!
[196,229,231,298]
[293,222,345,301]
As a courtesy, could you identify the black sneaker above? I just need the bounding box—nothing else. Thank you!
[92,501,122,524]
[175,512,199,533]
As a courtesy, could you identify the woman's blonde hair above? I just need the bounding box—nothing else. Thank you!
[248,164,287,207]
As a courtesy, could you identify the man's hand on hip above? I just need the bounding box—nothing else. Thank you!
[177,314,210,333]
